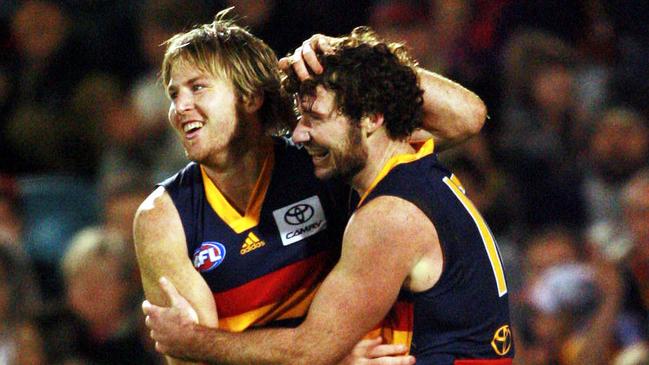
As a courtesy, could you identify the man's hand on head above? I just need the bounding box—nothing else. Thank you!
[279,34,338,80]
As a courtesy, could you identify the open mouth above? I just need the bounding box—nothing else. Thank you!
[306,147,329,162]
[183,121,204,137]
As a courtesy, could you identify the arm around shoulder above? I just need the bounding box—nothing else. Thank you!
[140,195,436,364]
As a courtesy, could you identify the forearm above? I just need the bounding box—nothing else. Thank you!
[418,69,486,149]
[174,325,338,365]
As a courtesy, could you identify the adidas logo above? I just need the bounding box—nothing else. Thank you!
[240,232,265,255]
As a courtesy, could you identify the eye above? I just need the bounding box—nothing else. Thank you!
[168,91,178,100]
[192,84,206,92]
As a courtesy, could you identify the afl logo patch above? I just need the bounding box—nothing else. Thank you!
[284,204,314,225]
[193,242,226,272]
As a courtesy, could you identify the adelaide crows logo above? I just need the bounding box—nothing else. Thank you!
[193,242,226,272]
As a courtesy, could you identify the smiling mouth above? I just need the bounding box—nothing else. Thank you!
[183,121,204,136]
[305,147,329,162]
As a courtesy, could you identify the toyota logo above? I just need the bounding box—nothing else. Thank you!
[284,204,314,225]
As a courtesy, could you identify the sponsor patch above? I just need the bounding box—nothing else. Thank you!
[240,232,265,255]
[193,242,226,272]
[273,196,327,246]
[491,325,512,356]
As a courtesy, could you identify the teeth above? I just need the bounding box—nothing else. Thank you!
[183,121,204,133]
[307,149,328,158]
[306,148,325,157]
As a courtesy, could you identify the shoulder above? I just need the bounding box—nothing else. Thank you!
[351,195,435,236]
[133,186,184,248]
[135,186,174,224]
[347,195,442,292]
[346,195,436,258]
[158,162,200,193]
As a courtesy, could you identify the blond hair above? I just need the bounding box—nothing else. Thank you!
[161,8,293,134]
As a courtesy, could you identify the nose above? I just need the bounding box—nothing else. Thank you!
[292,118,311,144]
[175,89,195,114]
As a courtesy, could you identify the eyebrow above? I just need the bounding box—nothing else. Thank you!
[167,76,206,94]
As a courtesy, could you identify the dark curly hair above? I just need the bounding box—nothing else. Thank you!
[283,27,423,140]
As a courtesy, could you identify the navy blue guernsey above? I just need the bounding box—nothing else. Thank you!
[358,139,514,365]
[159,137,348,331]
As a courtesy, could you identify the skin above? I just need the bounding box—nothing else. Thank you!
[137,33,486,365]
[142,85,444,365]
[136,59,415,365]
[136,61,268,365]
[295,87,368,181]
[281,34,486,149]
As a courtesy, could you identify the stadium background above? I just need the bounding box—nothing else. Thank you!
[0,1,648,364]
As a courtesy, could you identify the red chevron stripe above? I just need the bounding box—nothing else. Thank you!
[214,250,335,317]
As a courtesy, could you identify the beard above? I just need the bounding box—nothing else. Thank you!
[185,104,252,166]
[320,125,367,182]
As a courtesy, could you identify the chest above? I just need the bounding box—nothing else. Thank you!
[190,190,339,293]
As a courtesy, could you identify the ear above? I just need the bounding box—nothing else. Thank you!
[241,91,264,114]
[361,113,384,135]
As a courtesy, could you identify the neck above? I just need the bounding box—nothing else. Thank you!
[350,129,414,197]
[202,134,273,213]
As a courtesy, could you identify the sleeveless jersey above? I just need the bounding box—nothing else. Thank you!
[359,139,514,365]
[159,137,348,331]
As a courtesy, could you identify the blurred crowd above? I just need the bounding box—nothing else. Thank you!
[0,1,648,364]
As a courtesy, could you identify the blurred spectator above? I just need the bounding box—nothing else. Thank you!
[36,227,160,364]
[0,1,101,303]
[584,108,649,223]
[606,0,649,118]
[0,244,43,365]
[101,175,151,244]
[582,107,649,259]
[1,0,97,175]
[0,2,647,364]
[57,0,145,84]
[498,30,586,231]
[619,170,649,323]
[516,226,648,365]
[521,226,582,286]
[369,0,438,70]
[11,320,47,365]
[432,0,514,127]
[0,176,21,248]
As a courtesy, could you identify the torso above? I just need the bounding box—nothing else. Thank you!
[160,137,349,331]
[358,139,514,364]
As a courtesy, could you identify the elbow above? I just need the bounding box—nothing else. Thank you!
[466,97,487,137]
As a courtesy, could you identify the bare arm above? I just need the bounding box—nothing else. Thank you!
[412,69,487,150]
[134,186,219,365]
[144,196,437,364]
[280,34,487,150]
